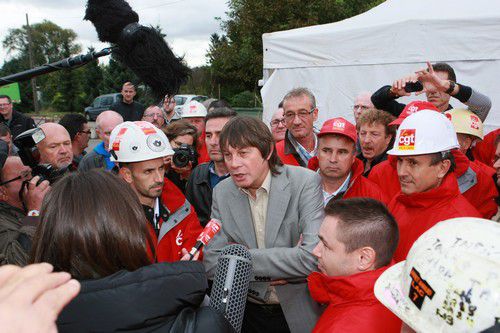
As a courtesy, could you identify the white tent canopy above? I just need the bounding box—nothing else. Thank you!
[261,0,500,132]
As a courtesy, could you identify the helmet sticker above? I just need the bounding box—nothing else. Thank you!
[409,268,435,310]
[137,122,157,136]
[470,115,480,130]
[398,129,416,150]
[147,135,166,152]
[112,127,128,152]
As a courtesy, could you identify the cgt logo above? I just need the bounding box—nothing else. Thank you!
[470,115,480,130]
[332,120,345,129]
[398,129,416,150]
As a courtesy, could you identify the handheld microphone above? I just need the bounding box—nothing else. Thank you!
[188,219,222,260]
[210,244,252,333]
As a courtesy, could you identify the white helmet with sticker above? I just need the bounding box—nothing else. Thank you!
[109,121,174,163]
[375,217,500,333]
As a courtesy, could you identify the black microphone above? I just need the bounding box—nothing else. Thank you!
[209,244,252,333]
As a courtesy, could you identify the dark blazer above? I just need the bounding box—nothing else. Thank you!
[2,111,36,139]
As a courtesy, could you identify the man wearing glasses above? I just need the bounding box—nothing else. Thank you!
[276,88,319,167]
[269,102,286,142]
[0,148,50,265]
[352,92,374,124]
[142,105,166,130]
[161,95,181,126]
[0,95,36,139]
[59,114,91,168]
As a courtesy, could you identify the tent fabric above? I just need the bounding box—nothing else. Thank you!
[261,0,500,132]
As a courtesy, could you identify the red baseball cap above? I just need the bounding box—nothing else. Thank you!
[318,117,357,142]
[389,101,439,126]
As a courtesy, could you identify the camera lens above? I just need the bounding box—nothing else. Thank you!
[173,151,189,168]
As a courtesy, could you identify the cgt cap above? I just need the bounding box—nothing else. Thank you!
[318,117,357,143]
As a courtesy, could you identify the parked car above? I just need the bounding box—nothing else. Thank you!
[174,95,208,115]
[84,93,122,121]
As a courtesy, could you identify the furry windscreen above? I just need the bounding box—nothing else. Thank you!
[85,0,189,100]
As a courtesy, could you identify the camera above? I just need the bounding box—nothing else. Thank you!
[13,128,68,184]
[172,144,198,168]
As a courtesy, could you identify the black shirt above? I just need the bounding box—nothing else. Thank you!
[1,111,36,139]
[110,100,145,121]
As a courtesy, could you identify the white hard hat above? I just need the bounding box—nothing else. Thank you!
[109,121,174,163]
[375,217,500,333]
[181,101,207,118]
[387,110,459,156]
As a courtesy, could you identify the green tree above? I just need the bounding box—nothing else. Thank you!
[81,47,104,105]
[1,20,82,113]
[207,0,385,101]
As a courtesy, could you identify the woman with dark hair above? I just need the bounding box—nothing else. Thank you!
[30,170,231,333]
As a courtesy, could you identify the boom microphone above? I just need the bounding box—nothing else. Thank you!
[210,244,252,333]
[84,0,189,100]
[188,219,222,260]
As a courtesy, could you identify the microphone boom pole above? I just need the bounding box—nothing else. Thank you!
[0,47,113,87]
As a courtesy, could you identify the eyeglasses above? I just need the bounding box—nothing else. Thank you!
[0,169,32,186]
[270,119,286,127]
[0,104,11,108]
[143,113,162,119]
[284,108,315,122]
[79,130,91,135]
[353,105,370,111]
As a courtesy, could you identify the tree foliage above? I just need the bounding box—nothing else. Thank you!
[207,0,385,101]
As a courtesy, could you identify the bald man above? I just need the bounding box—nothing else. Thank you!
[79,111,123,172]
[37,123,73,170]
[353,92,374,124]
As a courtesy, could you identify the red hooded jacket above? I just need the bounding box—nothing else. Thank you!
[147,178,203,262]
[472,128,500,168]
[370,152,498,218]
[308,267,401,333]
[389,174,481,262]
[197,132,210,165]
[308,157,388,204]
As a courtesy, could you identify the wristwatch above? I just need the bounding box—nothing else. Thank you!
[445,80,456,95]
[27,210,40,217]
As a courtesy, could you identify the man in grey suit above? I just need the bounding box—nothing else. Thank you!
[203,116,324,333]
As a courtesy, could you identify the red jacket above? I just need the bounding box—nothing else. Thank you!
[308,267,401,333]
[309,157,388,204]
[276,139,301,166]
[370,152,498,218]
[472,128,500,167]
[148,178,203,262]
[453,150,498,219]
[389,174,481,262]
[368,157,400,202]
[197,132,210,165]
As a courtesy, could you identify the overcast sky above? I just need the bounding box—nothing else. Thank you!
[0,0,228,68]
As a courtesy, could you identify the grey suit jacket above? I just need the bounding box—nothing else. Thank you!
[204,165,325,333]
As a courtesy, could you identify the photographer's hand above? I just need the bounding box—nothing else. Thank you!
[23,176,51,212]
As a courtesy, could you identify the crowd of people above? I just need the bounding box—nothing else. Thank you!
[0,61,498,333]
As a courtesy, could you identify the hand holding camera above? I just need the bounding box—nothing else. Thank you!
[23,176,51,212]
